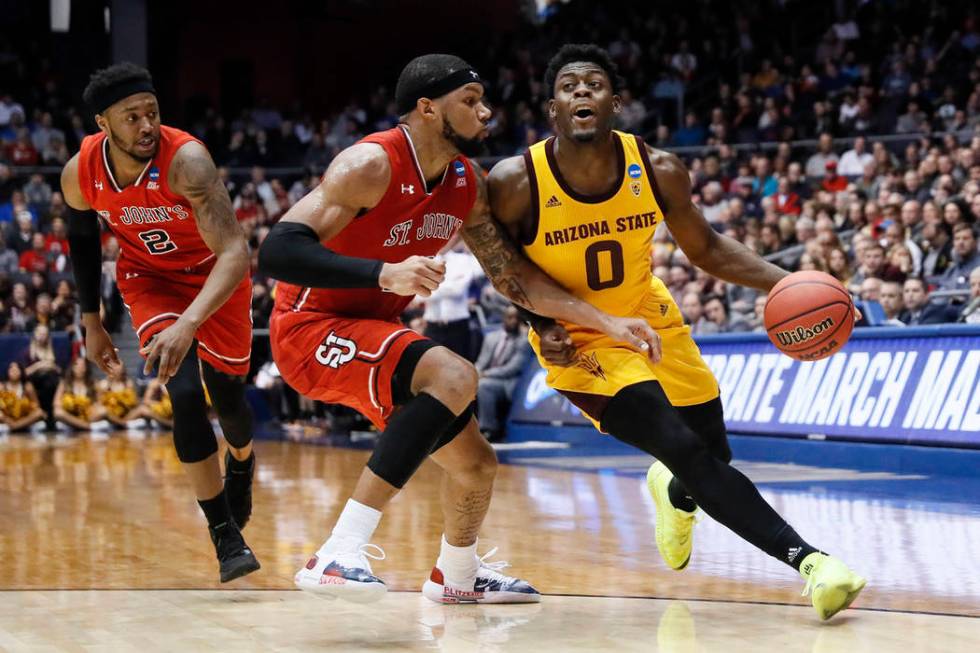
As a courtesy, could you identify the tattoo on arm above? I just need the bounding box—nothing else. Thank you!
[173,146,244,253]
[462,219,534,309]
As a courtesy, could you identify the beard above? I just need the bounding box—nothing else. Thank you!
[443,117,487,157]
[109,130,156,163]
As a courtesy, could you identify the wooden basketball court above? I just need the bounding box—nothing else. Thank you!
[0,434,977,651]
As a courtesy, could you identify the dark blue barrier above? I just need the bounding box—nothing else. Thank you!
[0,333,73,372]
[507,325,980,449]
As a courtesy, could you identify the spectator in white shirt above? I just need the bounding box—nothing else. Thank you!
[838,136,874,177]
[805,133,839,178]
[422,240,481,360]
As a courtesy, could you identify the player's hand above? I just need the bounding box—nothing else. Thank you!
[141,318,197,384]
[84,321,123,377]
[601,315,662,363]
[853,306,863,323]
[537,323,578,366]
[379,256,446,297]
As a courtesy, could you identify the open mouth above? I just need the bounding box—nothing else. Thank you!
[137,136,155,149]
[572,107,596,121]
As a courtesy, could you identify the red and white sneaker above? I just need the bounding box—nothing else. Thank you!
[294,542,386,603]
[422,547,541,604]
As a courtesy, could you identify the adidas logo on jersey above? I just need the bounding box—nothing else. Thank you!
[545,195,562,208]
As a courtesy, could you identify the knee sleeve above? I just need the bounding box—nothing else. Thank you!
[430,401,475,453]
[390,339,441,405]
[201,362,254,449]
[166,347,218,463]
[676,397,731,463]
[367,392,458,488]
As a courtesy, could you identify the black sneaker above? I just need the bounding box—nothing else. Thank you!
[209,521,261,583]
[224,450,254,528]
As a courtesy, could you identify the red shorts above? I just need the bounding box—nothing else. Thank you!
[269,308,426,430]
[118,269,252,376]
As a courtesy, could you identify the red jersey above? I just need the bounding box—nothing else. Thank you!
[76,125,213,276]
[274,125,478,322]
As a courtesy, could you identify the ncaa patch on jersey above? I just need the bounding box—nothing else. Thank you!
[149,167,160,180]
[628,163,642,178]
[454,161,466,176]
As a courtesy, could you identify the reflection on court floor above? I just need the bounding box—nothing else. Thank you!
[0,432,977,651]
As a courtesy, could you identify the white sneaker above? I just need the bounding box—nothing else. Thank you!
[30,421,47,433]
[126,418,148,429]
[90,420,111,431]
[294,541,386,603]
[422,547,541,604]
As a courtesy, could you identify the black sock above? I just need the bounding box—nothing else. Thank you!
[773,525,820,571]
[667,476,698,512]
[226,451,254,474]
[198,491,233,529]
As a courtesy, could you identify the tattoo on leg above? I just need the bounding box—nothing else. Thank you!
[445,486,493,544]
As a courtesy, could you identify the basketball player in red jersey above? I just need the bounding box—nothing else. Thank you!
[61,64,260,582]
[259,54,659,604]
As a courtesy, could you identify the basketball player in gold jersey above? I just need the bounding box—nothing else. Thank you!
[485,44,865,620]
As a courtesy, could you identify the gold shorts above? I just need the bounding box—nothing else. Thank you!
[529,279,719,430]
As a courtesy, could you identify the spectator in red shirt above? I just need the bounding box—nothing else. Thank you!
[773,177,802,215]
[18,233,49,274]
[44,216,70,254]
[7,128,39,166]
[821,160,848,193]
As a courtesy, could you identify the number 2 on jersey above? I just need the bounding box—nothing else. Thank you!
[139,229,177,255]
[584,240,625,290]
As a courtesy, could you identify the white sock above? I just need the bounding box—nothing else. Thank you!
[321,499,382,553]
[437,535,479,588]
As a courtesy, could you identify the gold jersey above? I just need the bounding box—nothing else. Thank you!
[521,131,665,317]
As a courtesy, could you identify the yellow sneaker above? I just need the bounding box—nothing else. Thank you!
[799,552,867,621]
[646,460,696,570]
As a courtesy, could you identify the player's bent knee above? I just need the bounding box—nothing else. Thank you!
[201,364,254,448]
[167,364,218,464]
[414,348,478,412]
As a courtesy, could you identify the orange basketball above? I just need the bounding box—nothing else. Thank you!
[764,271,855,361]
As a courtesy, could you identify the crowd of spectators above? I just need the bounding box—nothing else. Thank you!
[2,0,980,433]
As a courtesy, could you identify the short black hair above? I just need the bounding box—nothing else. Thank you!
[395,54,475,115]
[82,62,154,113]
[544,44,623,96]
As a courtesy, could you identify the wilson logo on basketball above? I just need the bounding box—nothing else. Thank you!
[774,316,834,347]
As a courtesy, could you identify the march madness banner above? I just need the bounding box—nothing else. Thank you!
[508,325,980,448]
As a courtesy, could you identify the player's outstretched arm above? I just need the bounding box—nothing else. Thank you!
[649,147,788,292]
[471,158,660,360]
[257,143,446,297]
[61,154,122,376]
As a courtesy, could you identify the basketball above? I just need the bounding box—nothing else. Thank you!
[764,271,855,361]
